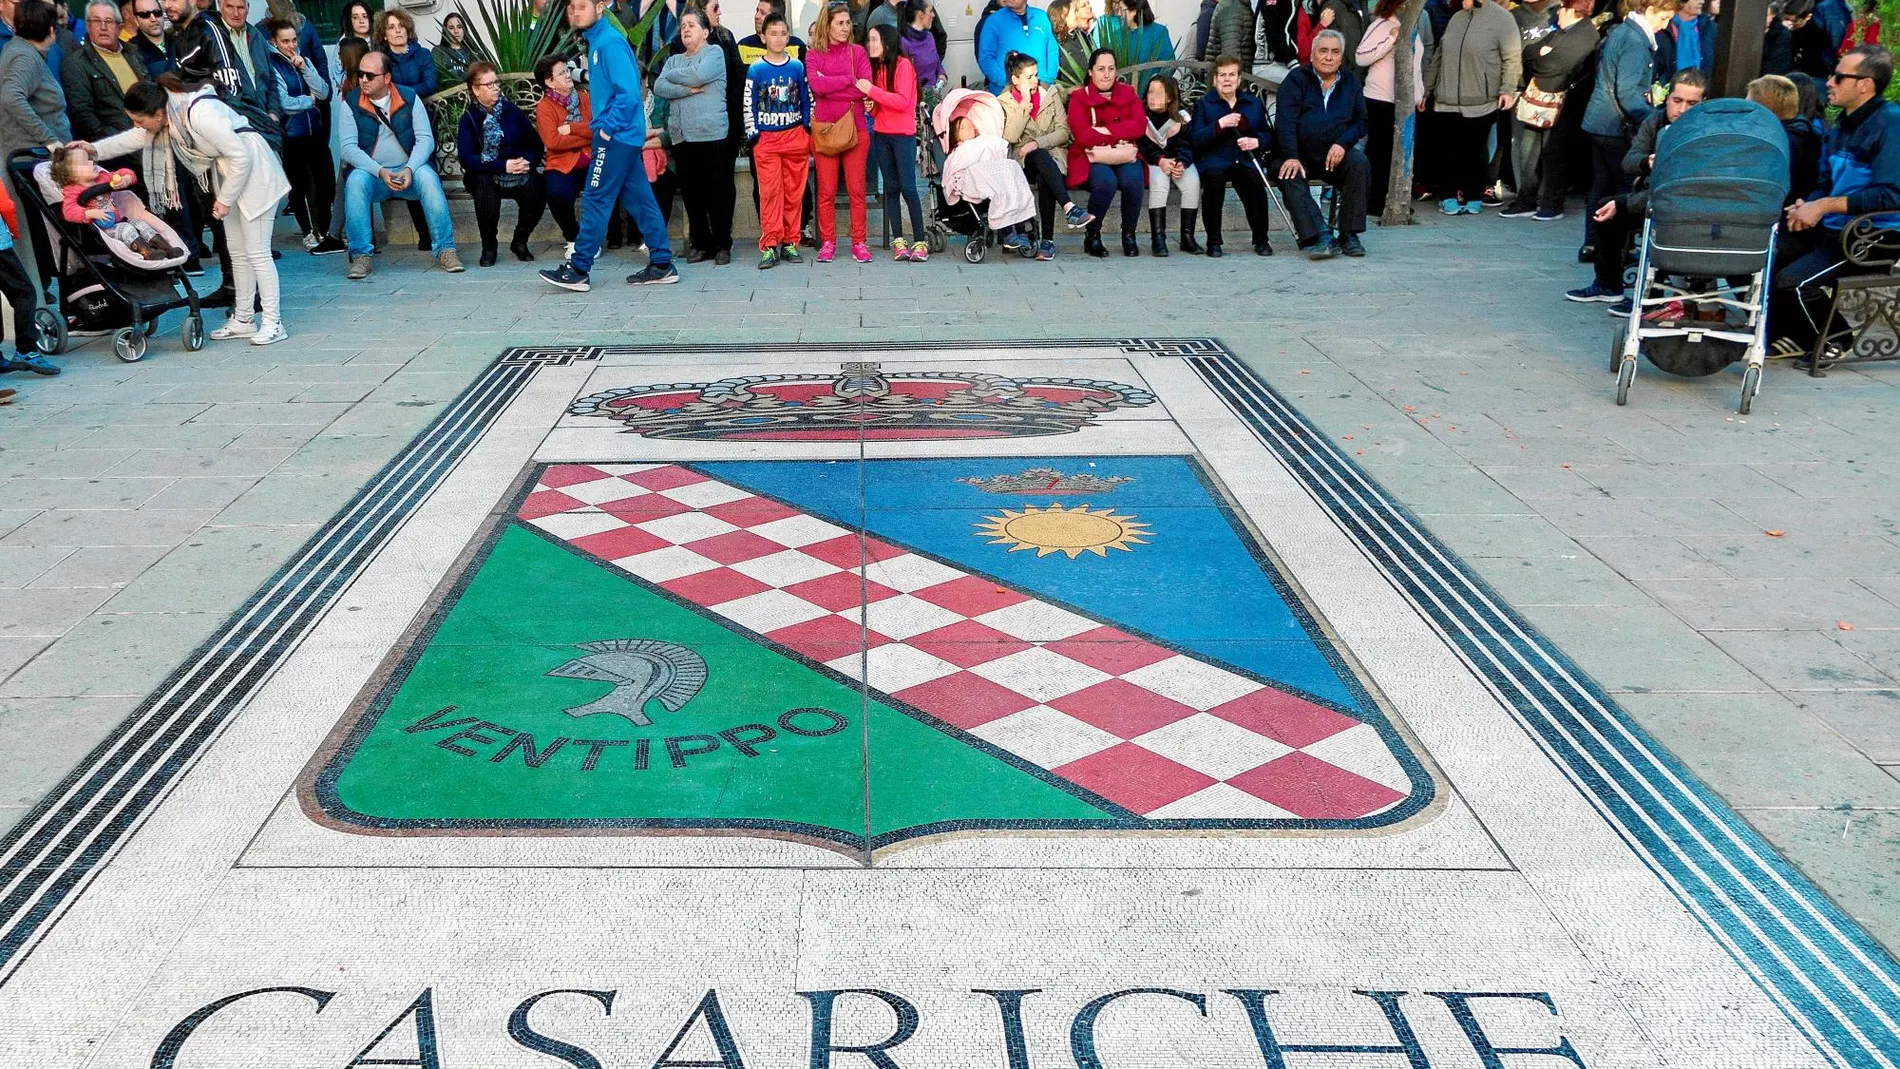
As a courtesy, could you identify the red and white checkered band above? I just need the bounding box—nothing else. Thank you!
[520,464,1414,820]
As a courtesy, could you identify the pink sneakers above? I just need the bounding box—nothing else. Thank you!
[816,240,836,263]
[851,242,873,263]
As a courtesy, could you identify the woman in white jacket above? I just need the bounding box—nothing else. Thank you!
[101,77,293,345]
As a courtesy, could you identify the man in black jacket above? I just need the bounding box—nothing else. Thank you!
[1273,28,1371,258]
[63,0,143,141]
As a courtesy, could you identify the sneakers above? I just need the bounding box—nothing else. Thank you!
[851,242,872,263]
[249,319,287,346]
[1533,209,1565,222]
[1565,282,1625,303]
[1497,204,1538,219]
[438,249,465,273]
[1341,233,1365,258]
[759,246,780,270]
[301,232,320,250]
[627,262,680,285]
[309,234,347,255]
[346,255,372,280]
[1063,204,1094,229]
[0,352,58,375]
[893,237,911,261]
[1035,239,1055,261]
[910,241,928,263]
[539,262,591,291]
[1461,200,1482,215]
[779,243,803,264]
[1002,232,1031,253]
[1481,185,1506,206]
[1307,234,1340,260]
[1644,299,1686,324]
[816,240,835,263]
[1439,198,1462,216]
[1607,297,1634,318]
[209,315,256,340]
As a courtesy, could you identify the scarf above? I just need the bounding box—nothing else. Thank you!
[478,104,502,163]
[144,89,225,210]
[1672,14,1701,73]
[1145,107,1180,146]
[548,87,581,124]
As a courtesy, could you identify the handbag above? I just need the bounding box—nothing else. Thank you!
[1514,83,1564,130]
[811,116,858,156]
[1086,142,1138,165]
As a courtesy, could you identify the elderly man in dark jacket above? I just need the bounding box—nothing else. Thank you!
[63,0,144,140]
[1772,44,1900,354]
[1274,28,1370,258]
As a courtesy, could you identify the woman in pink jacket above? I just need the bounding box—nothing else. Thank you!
[806,1,873,262]
[859,23,926,260]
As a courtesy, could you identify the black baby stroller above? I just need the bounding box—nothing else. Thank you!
[7,148,205,363]
[1610,99,1790,414]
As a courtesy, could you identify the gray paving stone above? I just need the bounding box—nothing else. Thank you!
[1791,690,1900,764]
[138,477,260,512]
[0,637,48,681]
[1467,554,1658,608]
[26,545,171,590]
[0,508,216,548]
[1703,629,1897,692]
[1638,578,1900,632]
[104,525,317,614]
[0,611,224,697]
[1743,808,1900,953]
[0,585,114,637]
[102,447,297,479]
[1419,513,1593,560]
[211,473,368,527]
[0,546,72,588]
[1618,691,1900,807]
[1520,603,1770,694]
[0,695,140,806]
[0,478,169,511]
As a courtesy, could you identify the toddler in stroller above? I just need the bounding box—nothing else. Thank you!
[932,88,1040,263]
[52,146,184,263]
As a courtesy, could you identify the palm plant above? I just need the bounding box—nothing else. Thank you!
[1056,17,1183,87]
[453,0,577,72]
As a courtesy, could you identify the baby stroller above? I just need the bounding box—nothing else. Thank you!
[1610,99,1790,414]
[6,148,205,363]
[928,88,1036,264]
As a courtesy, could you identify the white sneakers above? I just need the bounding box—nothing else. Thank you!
[208,315,256,340]
[209,315,288,345]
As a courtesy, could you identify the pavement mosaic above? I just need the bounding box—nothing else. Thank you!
[0,213,1897,1067]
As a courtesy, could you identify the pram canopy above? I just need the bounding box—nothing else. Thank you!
[1646,99,1790,276]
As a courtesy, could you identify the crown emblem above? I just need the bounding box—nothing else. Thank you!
[958,467,1135,494]
[567,371,1157,441]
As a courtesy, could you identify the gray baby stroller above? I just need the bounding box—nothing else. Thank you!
[1611,99,1790,414]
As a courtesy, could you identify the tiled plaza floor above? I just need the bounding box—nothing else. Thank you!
[0,206,1896,1064]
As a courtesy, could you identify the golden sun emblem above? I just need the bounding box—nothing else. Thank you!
[975,503,1153,559]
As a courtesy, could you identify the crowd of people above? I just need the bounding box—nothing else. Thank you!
[0,0,1882,391]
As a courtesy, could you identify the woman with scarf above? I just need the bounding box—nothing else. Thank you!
[456,61,546,266]
[102,75,291,344]
[1066,46,1146,256]
[435,12,476,88]
[534,54,590,254]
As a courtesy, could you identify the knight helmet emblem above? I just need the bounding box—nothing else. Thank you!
[545,639,709,726]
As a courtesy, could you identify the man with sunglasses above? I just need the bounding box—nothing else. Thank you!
[125,0,166,75]
[1770,44,1900,355]
[339,49,462,278]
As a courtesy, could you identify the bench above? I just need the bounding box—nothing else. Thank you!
[1805,211,1900,375]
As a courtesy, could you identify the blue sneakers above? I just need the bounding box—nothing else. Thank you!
[1439,198,1462,216]
[0,352,59,375]
[1565,282,1625,303]
[1002,232,1032,253]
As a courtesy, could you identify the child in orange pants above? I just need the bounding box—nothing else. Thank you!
[743,14,812,268]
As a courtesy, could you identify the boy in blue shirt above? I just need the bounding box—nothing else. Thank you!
[744,13,810,268]
[540,0,679,291]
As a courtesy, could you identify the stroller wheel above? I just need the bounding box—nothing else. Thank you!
[182,313,205,353]
[1615,351,1636,406]
[928,232,946,254]
[32,307,65,355]
[111,326,147,363]
[1739,364,1761,415]
[964,237,987,264]
[1608,322,1627,374]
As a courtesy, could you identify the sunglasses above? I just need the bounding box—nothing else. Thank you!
[1829,70,1873,82]
[134,8,160,14]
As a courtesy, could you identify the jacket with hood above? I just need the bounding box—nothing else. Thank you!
[1425,0,1519,115]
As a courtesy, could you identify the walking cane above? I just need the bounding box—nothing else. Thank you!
[1251,152,1299,235]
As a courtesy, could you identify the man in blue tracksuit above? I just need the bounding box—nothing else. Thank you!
[540,0,678,290]
[975,0,1055,94]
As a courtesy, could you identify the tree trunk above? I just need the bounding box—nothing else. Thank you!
[1380,0,1429,227]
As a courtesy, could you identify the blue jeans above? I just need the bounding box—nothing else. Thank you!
[572,135,673,274]
[1087,161,1144,233]
[870,132,923,239]
[344,164,455,257]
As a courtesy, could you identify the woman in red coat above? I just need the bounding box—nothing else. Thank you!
[1066,47,1147,256]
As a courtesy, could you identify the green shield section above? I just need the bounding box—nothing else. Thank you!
[322,523,1114,846]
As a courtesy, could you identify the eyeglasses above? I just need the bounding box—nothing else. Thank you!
[1829,69,1874,82]
[86,14,116,22]
[134,8,160,14]
[473,78,499,88]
